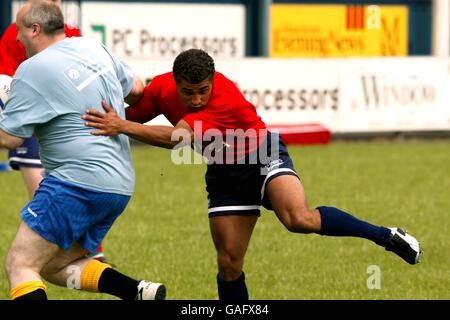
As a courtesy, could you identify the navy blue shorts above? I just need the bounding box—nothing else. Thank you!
[206,131,298,217]
[22,175,130,252]
[8,135,42,170]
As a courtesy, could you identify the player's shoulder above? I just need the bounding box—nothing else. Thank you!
[214,71,234,84]
[65,36,92,47]
[64,23,81,37]
[5,23,17,32]
[60,37,105,57]
[16,47,61,78]
[213,72,240,92]
[1,23,18,40]
[212,71,244,98]
[153,72,173,82]
[5,22,17,33]
[149,72,175,88]
[145,72,176,100]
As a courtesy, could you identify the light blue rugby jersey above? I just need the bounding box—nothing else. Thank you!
[0,37,135,195]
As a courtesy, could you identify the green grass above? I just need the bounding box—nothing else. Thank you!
[0,140,449,300]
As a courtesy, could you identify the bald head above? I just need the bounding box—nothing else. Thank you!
[16,0,66,57]
[19,1,65,36]
[50,0,62,6]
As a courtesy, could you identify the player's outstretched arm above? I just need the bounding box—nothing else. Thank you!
[84,100,193,149]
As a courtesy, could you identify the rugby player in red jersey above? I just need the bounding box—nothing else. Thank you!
[0,0,106,263]
[83,49,422,300]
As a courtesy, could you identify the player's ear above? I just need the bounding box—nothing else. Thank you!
[31,23,41,37]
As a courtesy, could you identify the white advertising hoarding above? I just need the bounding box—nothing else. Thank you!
[340,58,450,132]
[81,2,245,60]
[219,59,340,131]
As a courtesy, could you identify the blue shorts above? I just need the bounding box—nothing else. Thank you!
[8,136,42,170]
[21,175,130,252]
[206,131,298,217]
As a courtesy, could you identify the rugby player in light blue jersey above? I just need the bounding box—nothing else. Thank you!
[0,0,165,300]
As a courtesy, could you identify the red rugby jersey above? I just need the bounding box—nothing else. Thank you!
[0,23,81,76]
[126,72,267,161]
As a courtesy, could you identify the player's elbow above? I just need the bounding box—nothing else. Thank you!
[124,76,144,105]
[171,128,193,150]
[2,139,23,150]
[0,132,24,150]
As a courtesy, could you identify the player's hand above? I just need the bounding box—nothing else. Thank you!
[83,100,123,136]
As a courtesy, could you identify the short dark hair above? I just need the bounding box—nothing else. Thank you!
[172,49,215,84]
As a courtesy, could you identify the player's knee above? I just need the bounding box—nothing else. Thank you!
[5,249,25,279]
[4,252,13,278]
[40,264,62,280]
[217,251,243,278]
[217,252,242,268]
[285,217,309,233]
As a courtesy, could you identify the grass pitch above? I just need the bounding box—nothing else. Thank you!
[0,140,449,300]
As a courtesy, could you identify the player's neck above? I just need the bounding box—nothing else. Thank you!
[35,34,66,55]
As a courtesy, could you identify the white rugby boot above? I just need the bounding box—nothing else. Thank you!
[385,227,421,265]
[135,280,166,300]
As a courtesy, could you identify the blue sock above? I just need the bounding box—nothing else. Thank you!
[217,272,249,301]
[318,206,391,246]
